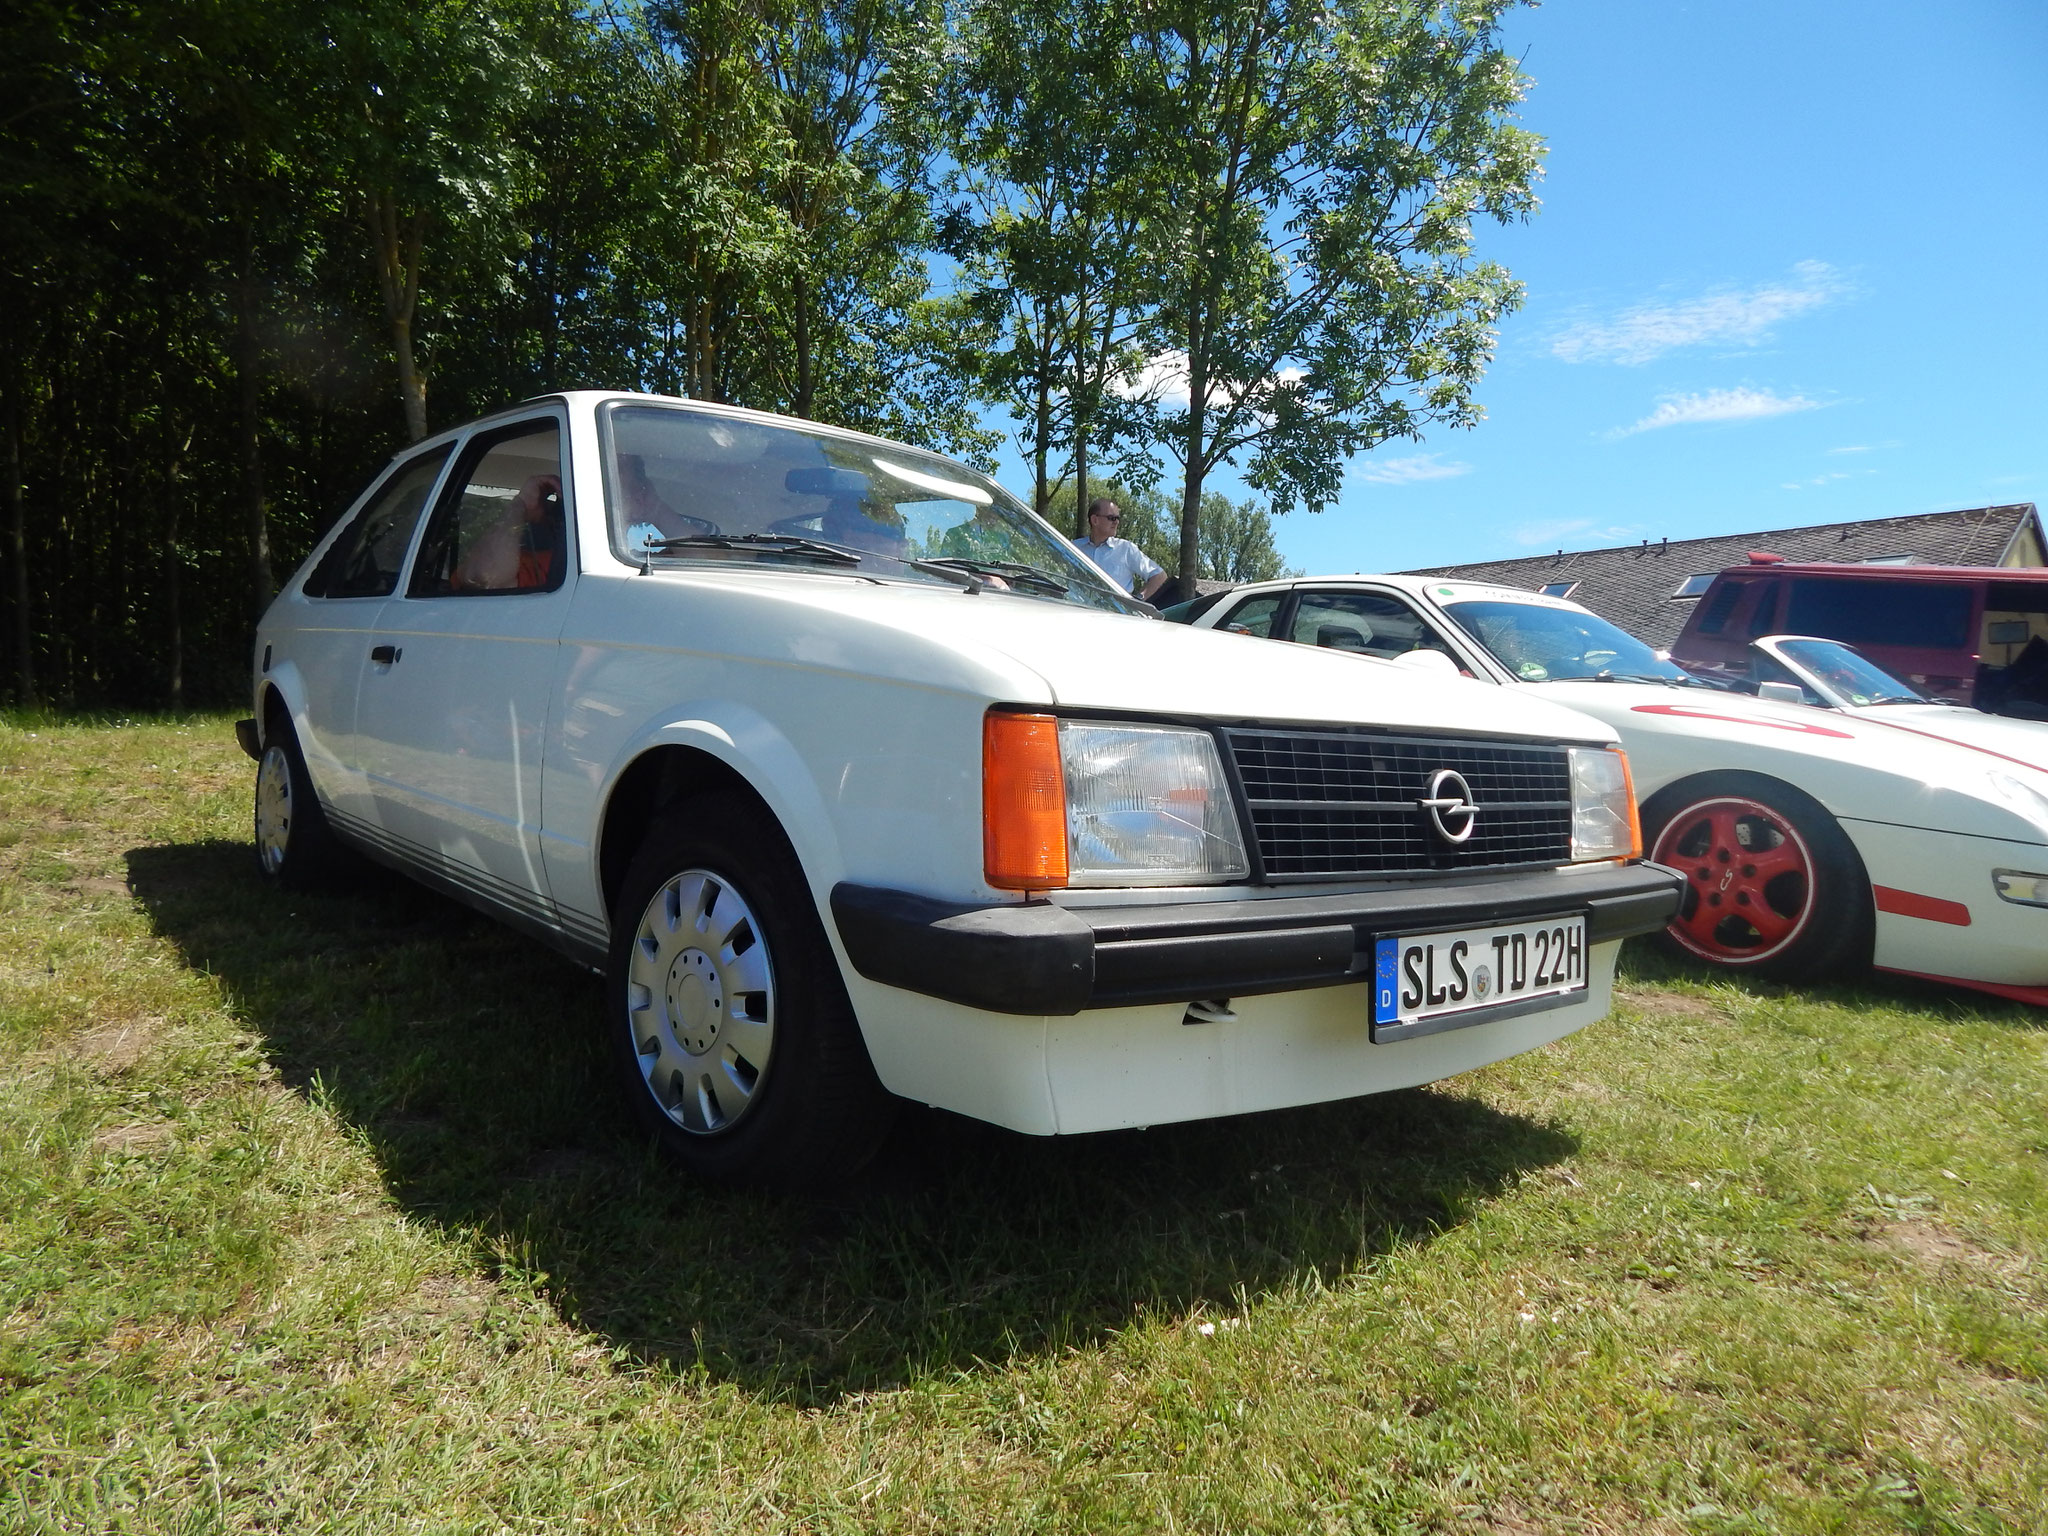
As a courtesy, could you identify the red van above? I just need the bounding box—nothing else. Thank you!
[1667,558,2048,715]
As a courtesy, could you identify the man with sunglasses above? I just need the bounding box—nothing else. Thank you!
[1074,497,1167,601]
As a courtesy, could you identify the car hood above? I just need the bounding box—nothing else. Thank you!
[676,570,1621,744]
[1850,704,2048,772]
[1525,677,2048,843]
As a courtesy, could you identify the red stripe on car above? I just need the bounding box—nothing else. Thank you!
[1873,886,1972,926]
[1629,703,1853,738]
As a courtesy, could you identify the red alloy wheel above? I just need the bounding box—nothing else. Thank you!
[1649,795,1816,964]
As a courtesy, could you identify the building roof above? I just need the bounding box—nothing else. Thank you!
[1400,503,2043,648]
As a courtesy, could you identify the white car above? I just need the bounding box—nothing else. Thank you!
[236,392,1678,1185]
[1174,575,2048,1006]
[1751,634,2048,766]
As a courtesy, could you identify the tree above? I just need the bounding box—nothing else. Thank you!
[1129,0,1541,585]
[316,0,536,440]
[943,0,1159,521]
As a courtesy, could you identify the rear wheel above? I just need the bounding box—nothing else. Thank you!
[253,714,354,889]
[606,792,895,1188]
[1643,771,1871,981]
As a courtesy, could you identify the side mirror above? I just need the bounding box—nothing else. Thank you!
[1756,680,1806,705]
[1389,649,1461,677]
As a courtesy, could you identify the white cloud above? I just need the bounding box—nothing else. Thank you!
[1353,453,1471,486]
[1552,261,1845,366]
[1780,470,1866,490]
[1510,517,1642,549]
[1826,444,1872,455]
[1610,387,1821,438]
[1110,350,1305,412]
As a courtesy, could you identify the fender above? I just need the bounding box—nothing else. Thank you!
[574,700,850,939]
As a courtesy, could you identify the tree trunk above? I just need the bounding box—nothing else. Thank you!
[366,189,429,441]
[2,367,34,707]
[165,429,190,710]
[232,253,275,610]
[792,271,814,419]
[1179,351,1208,588]
[1073,431,1089,544]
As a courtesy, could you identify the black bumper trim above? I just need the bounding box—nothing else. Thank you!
[831,862,1683,1017]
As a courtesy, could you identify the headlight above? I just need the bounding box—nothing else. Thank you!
[1568,745,1641,862]
[984,713,1248,889]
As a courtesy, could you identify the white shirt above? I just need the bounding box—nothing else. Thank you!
[1075,535,1163,595]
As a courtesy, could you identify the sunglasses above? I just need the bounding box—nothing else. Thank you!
[1092,511,1121,524]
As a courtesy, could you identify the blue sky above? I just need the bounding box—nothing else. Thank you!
[1000,0,2048,575]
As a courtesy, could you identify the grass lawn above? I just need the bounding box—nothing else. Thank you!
[1,712,2044,1534]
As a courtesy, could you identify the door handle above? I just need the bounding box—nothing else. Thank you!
[370,644,402,664]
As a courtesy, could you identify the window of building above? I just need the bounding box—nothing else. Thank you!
[1539,581,1579,598]
[1670,573,1717,599]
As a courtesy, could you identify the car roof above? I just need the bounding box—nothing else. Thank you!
[1220,572,1595,613]
[1710,561,2044,583]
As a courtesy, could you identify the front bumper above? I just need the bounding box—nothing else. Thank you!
[831,861,1682,1016]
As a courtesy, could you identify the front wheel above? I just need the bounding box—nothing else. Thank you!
[1643,771,1872,981]
[253,715,354,889]
[605,793,895,1188]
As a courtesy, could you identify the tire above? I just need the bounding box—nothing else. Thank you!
[1642,771,1872,982]
[253,713,355,889]
[605,792,896,1189]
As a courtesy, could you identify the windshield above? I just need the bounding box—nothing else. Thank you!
[1773,637,1925,705]
[601,402,1141,614]
[1443,599,1696,684]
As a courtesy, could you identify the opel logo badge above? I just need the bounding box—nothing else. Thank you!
[1418,768,1478,844]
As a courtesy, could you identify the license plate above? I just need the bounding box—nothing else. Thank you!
[1372,914,1587,1040]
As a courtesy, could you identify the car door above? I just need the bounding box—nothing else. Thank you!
[285,444,452,837]
[352,412,573,923]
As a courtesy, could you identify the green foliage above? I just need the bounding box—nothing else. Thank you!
[945,0,1542,583]
[0,0,979,707]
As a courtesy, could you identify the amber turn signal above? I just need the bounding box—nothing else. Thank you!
[983,711,1068,890]
[1619,747,1642,861]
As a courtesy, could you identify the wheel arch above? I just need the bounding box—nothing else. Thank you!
[596,744,791,922]
[1642,765,1877,973]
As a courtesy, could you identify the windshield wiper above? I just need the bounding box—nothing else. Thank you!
[916,557,1070,596]
[648,533,862,567]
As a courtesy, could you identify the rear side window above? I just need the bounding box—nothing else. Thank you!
[1217,595,1284,638]
[1695,579,1747,636]
[1785,578,1971,649]
[303,447,450,599]
[1289,591,1453,660]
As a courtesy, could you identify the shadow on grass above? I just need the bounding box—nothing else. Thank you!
[130,838,1577,1404]
[1617,935,2048,1027]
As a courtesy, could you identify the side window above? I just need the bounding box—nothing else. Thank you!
[1218,595,1285,638]
[1743,581,1781,638]
[1785,578,1971,649]
[1289,591,1455,661]
[1695,579,1747,637]
[409,421,566,597]
[303,447,450,599]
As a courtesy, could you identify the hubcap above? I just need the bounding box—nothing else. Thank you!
[1651,796,1814,963]
[255,744,293,875]
[624,869,775,1135]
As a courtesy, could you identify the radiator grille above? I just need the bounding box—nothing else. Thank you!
[1223,727,1575,879]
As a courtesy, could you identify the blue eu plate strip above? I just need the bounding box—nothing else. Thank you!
[1373,938,1398,1024]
